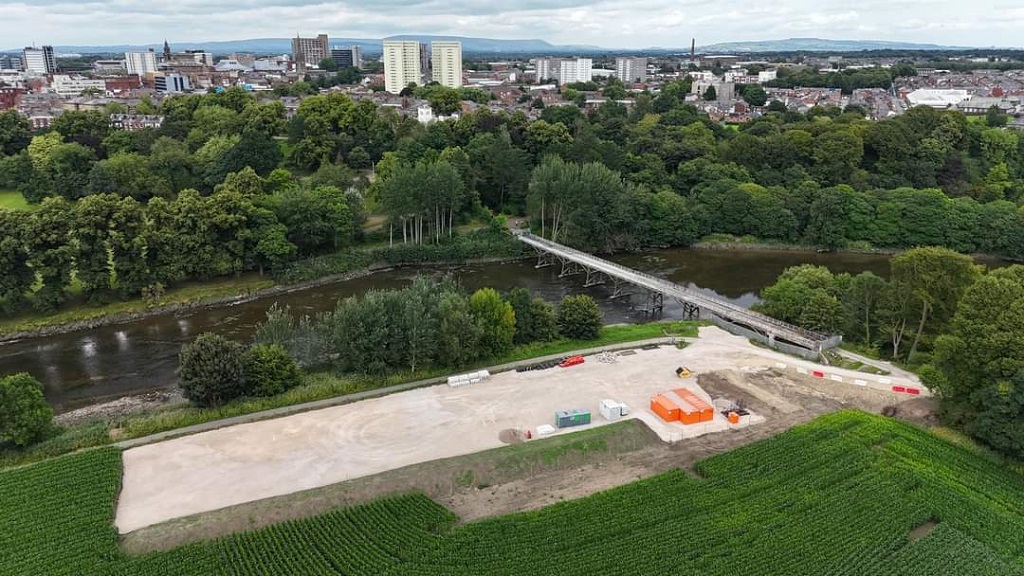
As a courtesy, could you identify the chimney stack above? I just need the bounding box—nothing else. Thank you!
[691,38,696,59]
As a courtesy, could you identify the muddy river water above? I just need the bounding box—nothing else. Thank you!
[0,248,906,411]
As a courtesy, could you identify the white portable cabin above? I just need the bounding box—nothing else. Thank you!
[600,399,623,421]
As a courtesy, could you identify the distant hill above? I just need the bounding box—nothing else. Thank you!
[12,35,603,56]
[696,37,971,53]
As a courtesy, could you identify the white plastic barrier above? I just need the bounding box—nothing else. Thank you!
[448,370,493,387]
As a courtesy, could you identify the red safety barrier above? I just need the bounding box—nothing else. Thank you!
[906,388,921,395]
[812,370,825,378]
[892,386,906,393]
[559,356,585,368]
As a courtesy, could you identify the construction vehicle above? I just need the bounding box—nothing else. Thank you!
[675,366,693,379]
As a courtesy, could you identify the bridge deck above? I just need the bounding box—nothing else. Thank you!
[517,233,833,351]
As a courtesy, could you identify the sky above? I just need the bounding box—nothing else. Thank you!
[1,0,1020,49]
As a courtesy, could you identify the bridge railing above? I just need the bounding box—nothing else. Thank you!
[518,233,831,345]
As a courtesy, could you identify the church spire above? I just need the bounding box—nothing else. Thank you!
[163,39,171,60]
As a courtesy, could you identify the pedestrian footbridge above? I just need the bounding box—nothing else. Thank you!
[515,231,840,354]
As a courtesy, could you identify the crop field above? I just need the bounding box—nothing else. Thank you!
[3,411,1024,575]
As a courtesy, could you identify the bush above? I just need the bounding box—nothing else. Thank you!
[557,295,603,340]
[243,344,302,397]
[179,333,246,407]
[0,373,54,447]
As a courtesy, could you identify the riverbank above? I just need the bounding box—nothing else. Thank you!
[693,235,902,256]
[693,235,1016,264]
[0,320,700,469]
[0,230,531,343]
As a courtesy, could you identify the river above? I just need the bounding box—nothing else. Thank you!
[0,248,901,412]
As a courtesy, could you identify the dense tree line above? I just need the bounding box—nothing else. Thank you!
[2,79,1024,314]
[252,278,601,375]
[757,248,980,360]
[766,65,897,93]
[0,167,359,311]
[757,247,1024,459]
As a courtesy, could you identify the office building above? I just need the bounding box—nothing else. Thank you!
[383,40,421,94]
[50,75,107,97]
[291,34,329,72]
[23,46,56,74]
[615,57,647,84]
[125,51,158,76]
[154,73,190,93]
[330,46,363,69]
[431,41,463,88]
[0,54,18,70]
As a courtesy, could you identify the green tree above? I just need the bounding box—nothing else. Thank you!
[798,290,844,333]
[0,373,54,447]
[437,292,481,367]
[273,185,354,254]
[889,247,981,357]
[702,85,717,101]
[557,294,603,340]
[50,110,110,154]
[242,343,301,397]
[429,88,462,116]
[930,267,1024,458]
[207,130,283,187]
[0,110,31,155]
[0,211,34,309]
[985,105,1008,128]
[179,333,247,407]
[469,288,516,358]
[319,57,339,72]
[88,152,169,199]
[25,198,75,310]
[842,272,886,345]
[347,146,371,169]
[741,84,768,106]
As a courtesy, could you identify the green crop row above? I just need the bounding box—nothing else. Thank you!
[2,411,1023,575]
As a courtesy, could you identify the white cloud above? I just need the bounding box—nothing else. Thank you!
[0,0,1017,49]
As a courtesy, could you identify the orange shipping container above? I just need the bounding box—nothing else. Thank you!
[650,394,681,423]
[679,409,700,425]
[672,388,715,423]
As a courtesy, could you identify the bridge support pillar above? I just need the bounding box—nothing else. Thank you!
[559,258,583,278]
[768,333,776,346]
[535,252,555,269]
[583,268,605,287]
[680,301,700,319]
[609,277,630,300]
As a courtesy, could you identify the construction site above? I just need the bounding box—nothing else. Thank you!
[115,326,925,539]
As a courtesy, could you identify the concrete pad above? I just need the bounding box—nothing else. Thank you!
[114,326,908,533]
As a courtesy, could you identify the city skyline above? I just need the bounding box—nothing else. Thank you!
[1,0,1020,50]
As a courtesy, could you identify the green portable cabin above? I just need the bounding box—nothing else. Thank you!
[555,409,592,429]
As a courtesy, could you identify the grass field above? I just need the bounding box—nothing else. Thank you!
[3,411,1023,575]
[0,189,33,211]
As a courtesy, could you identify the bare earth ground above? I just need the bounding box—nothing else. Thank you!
[118,327,931,552]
